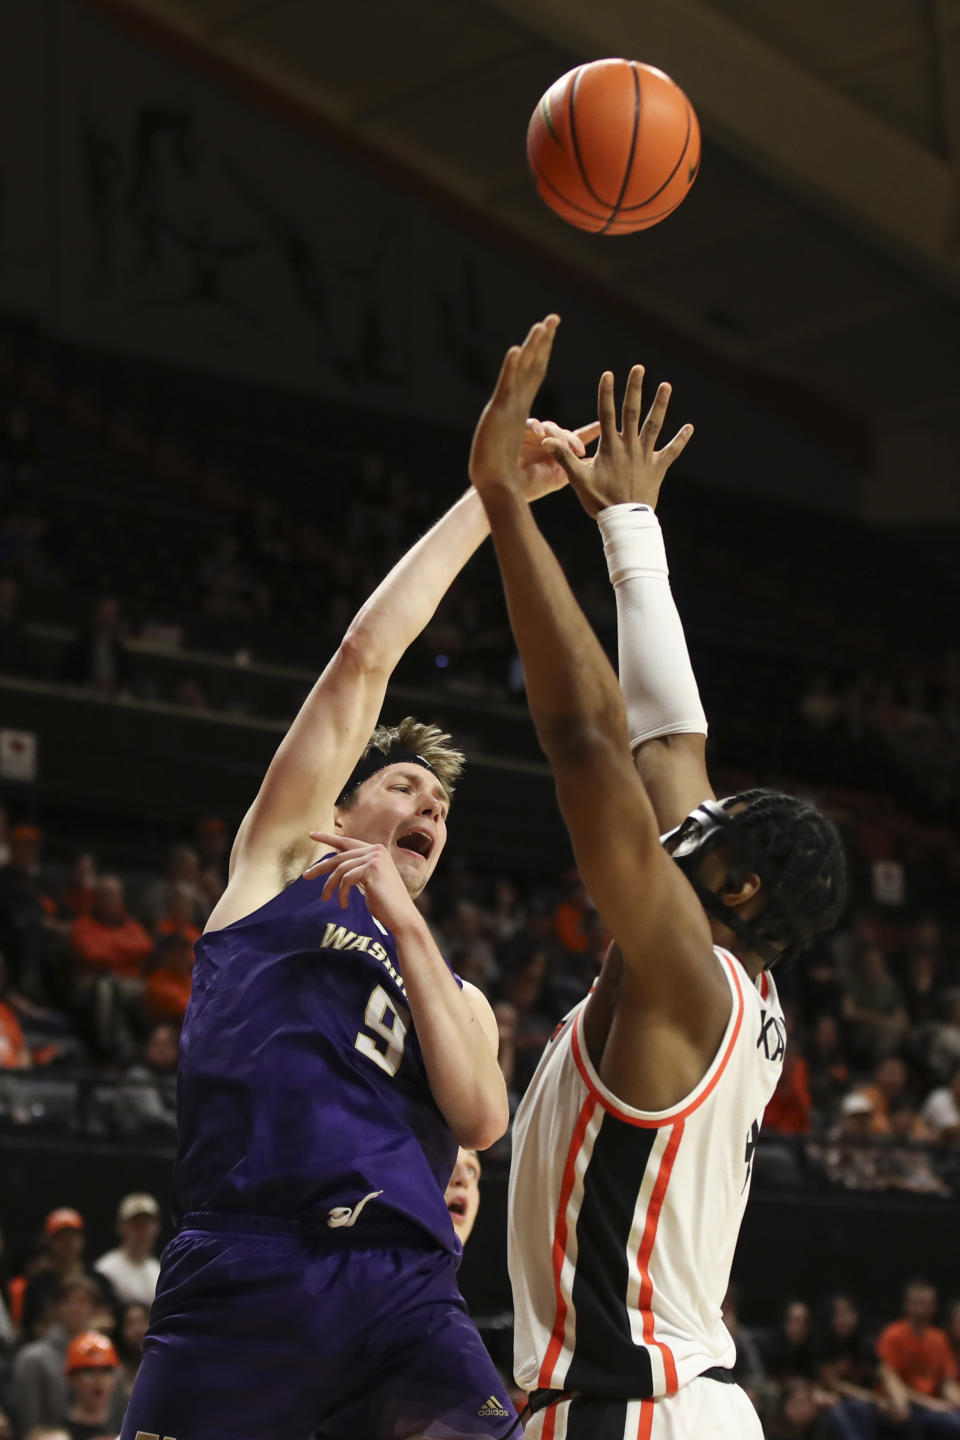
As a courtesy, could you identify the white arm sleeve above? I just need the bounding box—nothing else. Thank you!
[598,502,708,748]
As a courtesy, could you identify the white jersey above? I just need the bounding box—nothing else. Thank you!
[509,948,784,1401]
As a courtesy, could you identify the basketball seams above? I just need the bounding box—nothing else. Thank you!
[530,156,611,228]
[568,66,613,212]
[600,63,642,235]
[617,96,695,214]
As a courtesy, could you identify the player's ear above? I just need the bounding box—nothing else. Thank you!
[721,871,762,908]
[332,807,345,833]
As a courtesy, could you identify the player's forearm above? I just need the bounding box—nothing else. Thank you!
[392,912,509,1150]
[344,488,489,672]
[479,486,629,756]
[598,505,707,746]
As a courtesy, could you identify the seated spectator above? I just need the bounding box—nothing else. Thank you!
[765,1378,833,1439]
[145,933,194,1025]
[805,1014,851,1123]
[855,1057,911,1137]
[948,1301,960,1371]
[495,953,556,1093]
[194,815,229,878]
[11,1277,98,1431]
[496,898,566,980]
[763,1300,819,1385]
[70,877,153,983]
[553,871,593,956]
[815,1293,882,1438]
[765,1027,813,1136]
[58,595,135,697]
[0,824,64,1003]
[93,1023,178,1139]
[903,947,946,1028]
[104,1301,149,1433]
[442,901,498,992]
[0,966,31,1070]
[58,855,97,923]
[814,1092,883,1191]
[153,882,201,947]
[18,1213,87,1340]
[63,1330,119,1440]
[876,1279,960,1431]
[841,945,909,1064]
[877,1100,949,1196]
[487,876,525,944]
[921,1065,960,1144]
[93,1194,161,1308]
[721,1283,766,1406]
[141,845,204,931]
[929,995,960,1085]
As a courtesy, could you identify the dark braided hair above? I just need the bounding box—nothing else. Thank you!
[723,787,848,967]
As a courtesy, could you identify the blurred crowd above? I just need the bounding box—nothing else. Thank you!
[0,794,959,1202]
[1,1198,959,1439]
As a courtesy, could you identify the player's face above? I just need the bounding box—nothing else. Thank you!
[337,765,449,897]
[444,1147,481,1244]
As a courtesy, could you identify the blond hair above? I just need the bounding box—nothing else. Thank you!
[341,716,465,807]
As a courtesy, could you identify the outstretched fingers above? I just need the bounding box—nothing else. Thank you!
[619,365,646,436]
[491,315,560,416]
[639,381,673,451]
[597,371,619,448]
[658,421,695,466]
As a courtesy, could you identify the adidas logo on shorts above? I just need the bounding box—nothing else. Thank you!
[477,1394,510,1418]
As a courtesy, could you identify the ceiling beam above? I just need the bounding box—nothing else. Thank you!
[933,0,960,171]
[484,0,960,292]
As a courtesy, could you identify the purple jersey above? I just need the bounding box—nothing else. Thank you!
[172,874,460,1255]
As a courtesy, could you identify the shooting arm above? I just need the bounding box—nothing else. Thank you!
[232,489,491,869]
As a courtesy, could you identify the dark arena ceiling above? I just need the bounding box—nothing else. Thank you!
[92,0,960,522]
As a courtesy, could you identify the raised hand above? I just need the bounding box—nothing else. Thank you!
[305,832,418,929]
[519,417,601,501]
[541,366,693,516]
[469,315,561,498]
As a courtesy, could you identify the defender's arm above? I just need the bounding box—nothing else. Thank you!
[470,322,728,1035]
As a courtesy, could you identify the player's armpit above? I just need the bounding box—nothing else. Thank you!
[632,731,716,835]
[551,726,730,1041]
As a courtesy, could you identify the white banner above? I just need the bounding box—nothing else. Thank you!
[0,729,37,782]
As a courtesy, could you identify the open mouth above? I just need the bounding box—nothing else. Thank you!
[396,829,432,860]
[447,1196,467,1218]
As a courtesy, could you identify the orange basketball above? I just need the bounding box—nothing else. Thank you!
[527,58,700,234]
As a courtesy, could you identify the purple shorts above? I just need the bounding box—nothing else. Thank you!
[119,1214,519,1440]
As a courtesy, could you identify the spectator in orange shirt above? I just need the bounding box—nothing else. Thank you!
[765,1046,813,1135]
[876,1279,960,1432]
[70,877,152,1061]
[70,877,153,982]
[0,992,29,1070]
[145,934,194,1025]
